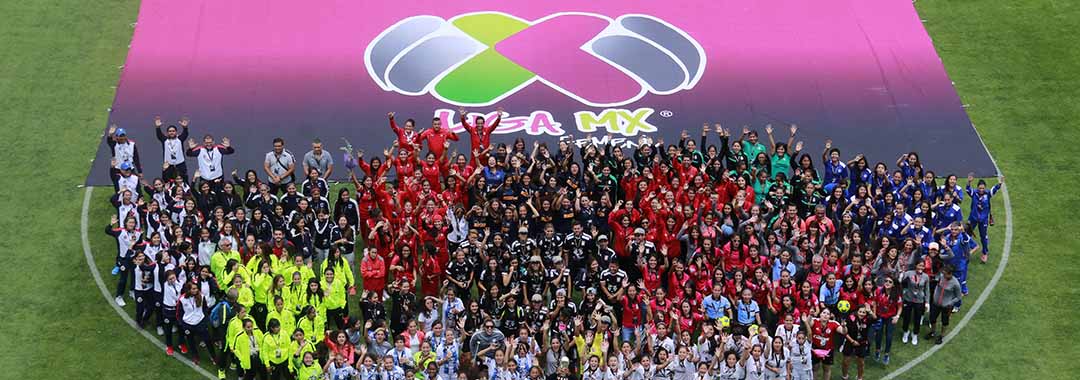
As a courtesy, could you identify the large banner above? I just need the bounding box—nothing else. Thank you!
[88,0,995,184]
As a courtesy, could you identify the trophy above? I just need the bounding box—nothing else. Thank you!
[340,137,358,170]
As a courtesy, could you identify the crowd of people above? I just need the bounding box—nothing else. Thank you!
[102,110,1003,380]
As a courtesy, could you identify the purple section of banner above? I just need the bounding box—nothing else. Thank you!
[87,0,994,185]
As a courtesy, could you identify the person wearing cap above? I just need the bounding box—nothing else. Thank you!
[511,227,538,261]
[594,235,615,269]
[154,116,190,183]
[547,254,572,297]
[115,161,141,196]
[547,357,574,380]
[107,123,143,191]
[523,254,549,304]
[625,227,655,281]
[526,293,549,336]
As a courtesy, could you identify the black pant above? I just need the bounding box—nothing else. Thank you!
[163,161,189,184]
[215,324,231,370]
[162,306,177,347]
[252,303,269,331]
[115,257,133,297]
[268,181,292,195]
[109,167,122,191]
[327,307,347,331]
[135,289,153,327]
[266,361,288,380]
[929,304,952,328]
[239,358,267,380]
[900,301,925,334]
[182,320,215,361]
[206,177,226,193]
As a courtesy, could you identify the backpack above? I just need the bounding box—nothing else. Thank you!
[209,301,233,328]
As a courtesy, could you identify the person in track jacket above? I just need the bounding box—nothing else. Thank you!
[106,214,142,307]
[965,174,1004,263]
[107,124,142,190]
[186,134,235,190]
[155,116,190,183]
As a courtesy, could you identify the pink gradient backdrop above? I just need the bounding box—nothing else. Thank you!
[88,0,995,184]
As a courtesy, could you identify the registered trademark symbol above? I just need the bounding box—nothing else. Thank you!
[659,110,673,118]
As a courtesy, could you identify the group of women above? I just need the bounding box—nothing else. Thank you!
[103,113,1002,380]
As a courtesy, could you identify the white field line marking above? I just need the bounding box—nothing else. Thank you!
[882,136,1013,379]
[81,186,216,379]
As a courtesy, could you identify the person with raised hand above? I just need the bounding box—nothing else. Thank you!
[155,115,190,184]
[187,133,235,191]
[107,122,143,190]
[966,173,1003,263]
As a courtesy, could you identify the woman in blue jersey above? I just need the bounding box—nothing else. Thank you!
[896,152,923,181]
[965,174,1004,263]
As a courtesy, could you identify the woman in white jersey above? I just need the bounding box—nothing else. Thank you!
[788,330,813,380]
[763,336,790,380]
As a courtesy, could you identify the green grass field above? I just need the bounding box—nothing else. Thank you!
[0,0,1077,379]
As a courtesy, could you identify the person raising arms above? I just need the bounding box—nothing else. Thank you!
[187,134,235,190]
[155,115,190,183]
[416,116,459,159]
[459,106,503,162]
[388,112,420,154]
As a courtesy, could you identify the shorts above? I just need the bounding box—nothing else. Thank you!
[811,349,834,365]
[842,342,868,358]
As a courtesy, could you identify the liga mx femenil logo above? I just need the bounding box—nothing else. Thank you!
[365,12,706,107]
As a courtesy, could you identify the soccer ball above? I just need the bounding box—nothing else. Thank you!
[719,316,731,327]
[837,300,851,313]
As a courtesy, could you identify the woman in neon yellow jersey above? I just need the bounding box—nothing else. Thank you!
[290,328,318,375]
[227,272,255,310]
[299,278,326,317]
[321,267,348,330]
[246,242,281,276]
[320,245,355,295]
[297,305,327,345]
[260,319,290,379]
[265,296,296,341]
[293,351,322,380]
[276,254,315,286]
[224,305,255,359]
[284,271,306,316]
[250,259,274,327]
[230,318,263,379]
[261,274,288,328]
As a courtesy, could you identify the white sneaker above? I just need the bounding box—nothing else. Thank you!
[912,335,919,346]
[902,331,910,343]
[172,326,177,333]
[115,296,127,307]
[157,326,165,336]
